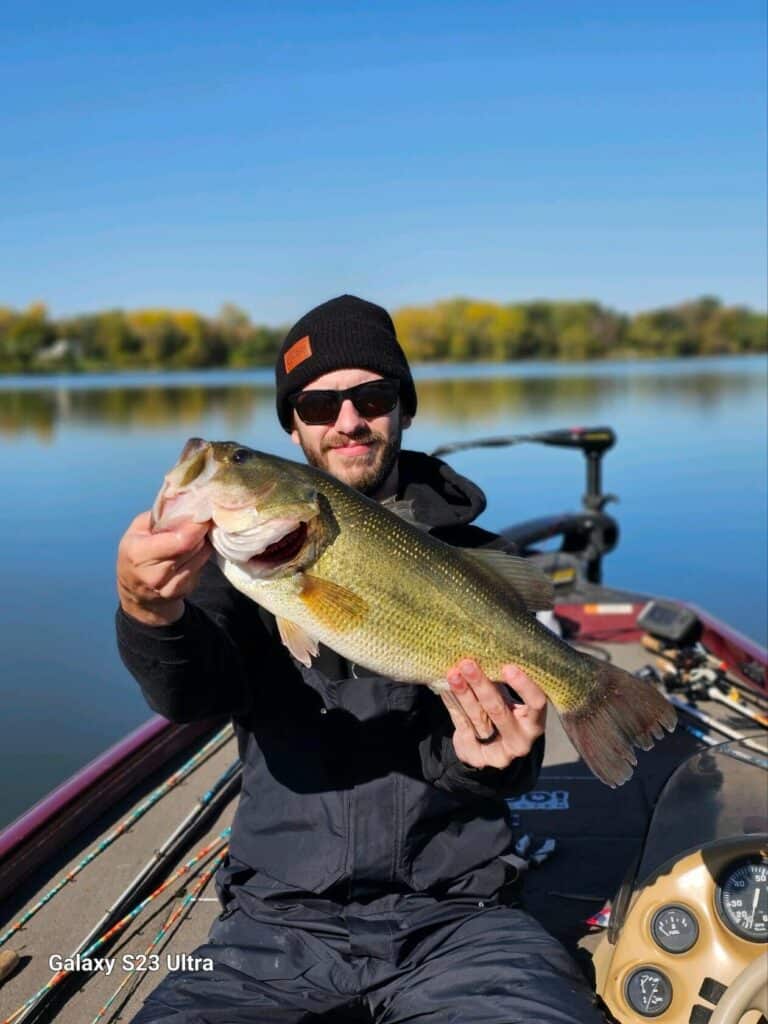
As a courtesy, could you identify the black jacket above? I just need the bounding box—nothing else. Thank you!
[116,450,543,903]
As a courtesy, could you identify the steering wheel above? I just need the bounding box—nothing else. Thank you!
[709,953,768,1024]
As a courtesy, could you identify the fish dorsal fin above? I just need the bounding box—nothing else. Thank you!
[299,574,368,630]
[462,549,555,611]
[276,617,319,668]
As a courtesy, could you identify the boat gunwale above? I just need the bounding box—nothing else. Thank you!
[0,715,225,903]
[556,597,767,691]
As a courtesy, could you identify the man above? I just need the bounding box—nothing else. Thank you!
[116,295,604,1023]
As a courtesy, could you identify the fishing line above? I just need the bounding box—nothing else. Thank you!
[3,831,231,1024]
[0,724,235,949]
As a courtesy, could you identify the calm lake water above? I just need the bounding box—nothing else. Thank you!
[1,356,766,829]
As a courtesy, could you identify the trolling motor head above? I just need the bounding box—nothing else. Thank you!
[432,425,617,511]
[529,427,617,512]
[530,426,616,456]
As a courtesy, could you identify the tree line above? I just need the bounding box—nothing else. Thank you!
[0,296,764,373]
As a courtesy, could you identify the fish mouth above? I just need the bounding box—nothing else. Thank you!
[211,515,315,575]
[250,521,309,566]
[151,437,330,578]
[151,438,274,533]
[151,440,216,530]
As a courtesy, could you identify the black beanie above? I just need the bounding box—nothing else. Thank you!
[275,294,417,431]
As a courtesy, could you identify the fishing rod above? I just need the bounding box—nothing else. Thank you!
[705,683,768,727]
[92,845,228,1024]
[638,657,767,739]
[644,637,768,727]
[0,724,235,948]
[641,633,768,707]
[4,832,231,1024]
[10,762,241,1024]
[678,721,768,772]
[664,693,766,748]
[674,661,768,727]
[680,722,720,747]
[637,668,768,773]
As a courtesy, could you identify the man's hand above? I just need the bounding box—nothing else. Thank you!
[117,511,212,627]
[440,659,547,769]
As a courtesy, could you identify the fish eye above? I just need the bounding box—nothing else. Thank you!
[231,448,252,464]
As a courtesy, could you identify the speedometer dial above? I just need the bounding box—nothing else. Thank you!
[716,856,768,942]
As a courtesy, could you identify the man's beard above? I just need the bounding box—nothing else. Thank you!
[300,421,403,497]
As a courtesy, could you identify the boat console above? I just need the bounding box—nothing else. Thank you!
[592,737,768,1024]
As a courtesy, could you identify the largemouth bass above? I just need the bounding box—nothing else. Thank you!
[151,438,676,787]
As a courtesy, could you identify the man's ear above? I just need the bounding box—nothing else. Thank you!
[402,414,412,431]
[289,411,302,446]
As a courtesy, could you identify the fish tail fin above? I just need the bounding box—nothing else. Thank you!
[561,662,677,788]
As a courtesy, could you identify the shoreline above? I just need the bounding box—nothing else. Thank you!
[1,351,765,389]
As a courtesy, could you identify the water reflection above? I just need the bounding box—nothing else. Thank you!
[0,362,762,439]
[0,385,271,440]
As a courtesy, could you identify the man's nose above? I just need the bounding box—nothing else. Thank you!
[334,398,367,433]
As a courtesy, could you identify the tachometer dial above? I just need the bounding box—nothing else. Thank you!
[651,904,699,953]
[716,856,768,942]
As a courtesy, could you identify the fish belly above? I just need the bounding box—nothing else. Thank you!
[221,546,593,711]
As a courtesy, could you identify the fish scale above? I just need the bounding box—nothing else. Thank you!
[153,440,677,787]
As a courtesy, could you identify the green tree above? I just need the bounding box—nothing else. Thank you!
[5,303,55,370]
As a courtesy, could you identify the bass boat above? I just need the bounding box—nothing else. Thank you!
[0,426,765,1024]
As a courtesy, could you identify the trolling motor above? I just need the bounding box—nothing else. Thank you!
[431,426,619,584]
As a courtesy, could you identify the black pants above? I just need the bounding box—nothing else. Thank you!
[131,893,604,1023]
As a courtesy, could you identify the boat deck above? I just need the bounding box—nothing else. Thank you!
[0,638,761,1024]
[0,733,239,1024]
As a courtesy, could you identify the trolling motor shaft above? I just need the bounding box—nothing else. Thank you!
[530,427,616,512]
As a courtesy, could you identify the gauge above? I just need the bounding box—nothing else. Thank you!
[651,904,699,953]
[716,856,768,942]
[625,967,673,1017]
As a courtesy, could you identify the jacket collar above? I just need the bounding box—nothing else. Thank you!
[392,449,487,530]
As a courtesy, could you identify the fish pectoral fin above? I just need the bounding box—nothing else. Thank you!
[461,549,555,611]
[276,616,319,668]
[299,574,368,630]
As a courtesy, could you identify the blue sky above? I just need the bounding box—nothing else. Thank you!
[2,1,765,324]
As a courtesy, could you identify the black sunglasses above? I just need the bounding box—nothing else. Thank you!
[289,379,400,425]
